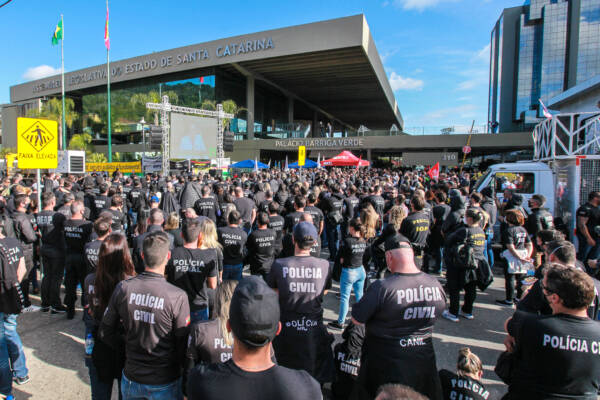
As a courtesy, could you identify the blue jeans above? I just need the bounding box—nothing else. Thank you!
[222,263,243,281]
[121,373,181,400]
[485,230,495,267]
[326,223,340,260]
[0,313,11,397]
[3,314,27,379]
[190,308,209,323]
[338,267,366,324]
[85,356,119,400]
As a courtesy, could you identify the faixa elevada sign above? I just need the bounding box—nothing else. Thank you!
[275,138,365,148]
[31,37,275,94]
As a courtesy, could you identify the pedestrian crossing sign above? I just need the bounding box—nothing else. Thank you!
[17,117,58,169]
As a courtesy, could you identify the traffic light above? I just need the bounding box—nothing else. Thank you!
[149,125,163,151]
[223,130,234,152]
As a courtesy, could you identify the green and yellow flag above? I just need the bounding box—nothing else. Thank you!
[51,18,63,45]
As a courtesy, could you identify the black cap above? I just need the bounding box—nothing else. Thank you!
[384,233,412,252]
[229,276,280,348]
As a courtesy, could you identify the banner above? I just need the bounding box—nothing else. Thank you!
[169,160,190,170]
[86,161,141,174]
[142,156,162,173]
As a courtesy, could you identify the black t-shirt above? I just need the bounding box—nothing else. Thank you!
[502,225,531,250]
[339,236,367,268]
[439,369,490,400]
[445,226,486,259]
[106,208,127,233]
[507,311,600,398]
[283,211,304,232]
[166,247,219,311]
[186,318,232,366]
[94,195,111,217]
[217,226,247,265]
[267,255,331,318]
[187,359,321,400]
[84,239,103,273]
[352,272,446,340]
[268,214,285,251]
[83,272,98,322]
[245,228,276,275]
[234,197,255,227]
[63,219,93,253]
[35,210,66,252]
[400,211,430,248]
[194,197,219,223]
[304,206,324,232]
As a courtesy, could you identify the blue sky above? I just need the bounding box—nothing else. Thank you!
[0,0,517,131]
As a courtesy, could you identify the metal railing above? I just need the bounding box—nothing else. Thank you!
[533,112,600,160]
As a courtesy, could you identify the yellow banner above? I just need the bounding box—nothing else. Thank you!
[17,117,58,169]
[298,145,306,166]
[86,161,141,173]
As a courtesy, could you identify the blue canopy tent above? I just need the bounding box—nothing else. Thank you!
[288,159,319,169]
[229,159,269,169]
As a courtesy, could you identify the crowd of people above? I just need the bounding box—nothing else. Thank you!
[0,166,597,400]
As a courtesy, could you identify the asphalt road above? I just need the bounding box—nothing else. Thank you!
[12,266,513,399]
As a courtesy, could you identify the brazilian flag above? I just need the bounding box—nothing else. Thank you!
[52,19,63,46]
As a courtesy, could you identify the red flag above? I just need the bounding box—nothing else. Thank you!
[200,76,204,84]
[428,162,439,180]
[104,3,110,50]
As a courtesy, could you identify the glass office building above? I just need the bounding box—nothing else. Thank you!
[488,0,600,133]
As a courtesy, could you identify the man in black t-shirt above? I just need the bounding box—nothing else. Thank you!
[267,202,285,258]
[352,241,446,399]
[576,191,600,262]
[36,192,67,313]
[304,193,324,237]
[93,183,111,219]
[105,195,127,233]
[217,210,247,281]
[194,186,220,224]
[100,231,190,399]
[283,196,306,233]
[187,276,321,400]
[63,200,93,319]
[503,264,600,398]
[234,187,256,234]
[267,222,334,384]
[400,195,430,269]
[166,219,218,322]
[245,212,276,279]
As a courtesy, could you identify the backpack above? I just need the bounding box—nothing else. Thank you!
[453,228,478,270]
[0,242,24,315]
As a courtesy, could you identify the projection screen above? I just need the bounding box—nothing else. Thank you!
[170,113,218,159]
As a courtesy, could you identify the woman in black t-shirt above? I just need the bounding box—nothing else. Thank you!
[329,218,367,330]
[442,209,487,322]
[497,209,533,306]
[439,348,489,400]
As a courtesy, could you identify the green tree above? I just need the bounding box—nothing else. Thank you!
[26,97,78,149]
[87,152,108,163]
[221,99,247,131]
[68,133,93,152]
[130,90,179,125]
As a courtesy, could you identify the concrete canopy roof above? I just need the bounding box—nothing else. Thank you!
[10,15,402,130]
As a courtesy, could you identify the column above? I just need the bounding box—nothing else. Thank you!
[287,98,294,138]
[246,76,255,140]
[312,111,319,138]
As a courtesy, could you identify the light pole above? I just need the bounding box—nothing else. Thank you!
[139,116,146,170]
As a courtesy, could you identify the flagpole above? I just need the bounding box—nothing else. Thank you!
[60,14,66,150]
[106,0,112,162]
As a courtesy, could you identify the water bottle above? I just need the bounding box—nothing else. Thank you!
[85,333,94,356]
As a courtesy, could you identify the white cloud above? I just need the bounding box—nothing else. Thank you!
[389,71,424,91]
[393,0,457,11]
[423,104,478,121]
[23,65,61,81]
[473,44,491,63]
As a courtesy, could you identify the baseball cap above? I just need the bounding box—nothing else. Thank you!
[384,233,412,252]
[229,276,280,348]
[293,221,318,244]
[150,195,160,203]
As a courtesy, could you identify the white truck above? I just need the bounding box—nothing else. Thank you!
[473,111,600,239]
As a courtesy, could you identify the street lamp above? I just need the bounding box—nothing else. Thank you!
[139,116,146,159]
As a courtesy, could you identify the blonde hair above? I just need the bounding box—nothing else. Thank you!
[164,212,179,230]
[457,347,483,377]
[388,206,407,231]
[360,204,378,240]
[198,219,222,250]
[216,280,238,346]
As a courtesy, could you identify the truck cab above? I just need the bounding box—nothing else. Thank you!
[473,162,555,214]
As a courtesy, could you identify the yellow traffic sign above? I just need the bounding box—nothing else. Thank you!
[17,117,58,169]
[298,145,306,166]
